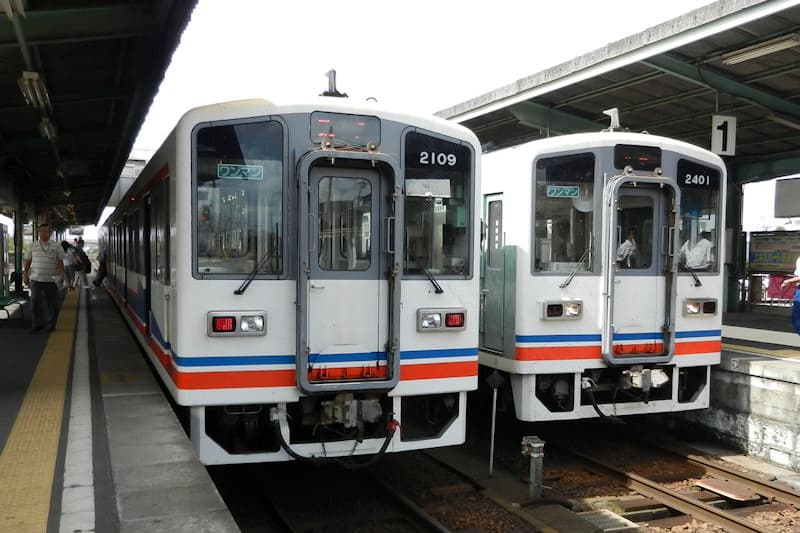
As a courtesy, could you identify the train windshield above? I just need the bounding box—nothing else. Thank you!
[403,131,473,276]
[677,159,721,272]
[193,120,283,277]
[533,152,595,272]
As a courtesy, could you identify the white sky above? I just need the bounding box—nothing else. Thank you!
[132,0,718,151]
[9,0,789,238]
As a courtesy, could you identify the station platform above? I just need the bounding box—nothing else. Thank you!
[0,287,238,533]
[1,288,798,532]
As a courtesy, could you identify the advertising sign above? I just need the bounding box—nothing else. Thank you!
[748,231,800,272]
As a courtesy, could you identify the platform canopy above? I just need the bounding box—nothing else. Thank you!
[437,0,800,185]
[0,0,197,225]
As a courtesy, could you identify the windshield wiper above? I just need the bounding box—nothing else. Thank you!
[559,248,590,288]
[679,256,702,287]
[560,235,592,288]
[424,268,444,294]
[235,248,277,295]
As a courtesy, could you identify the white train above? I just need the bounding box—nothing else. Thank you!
[479,131,725,421]
[104,98,481,464]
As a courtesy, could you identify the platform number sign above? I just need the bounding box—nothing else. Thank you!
[711,115,736,156]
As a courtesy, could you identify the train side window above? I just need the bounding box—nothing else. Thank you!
[193,120,283,277]
[533,152,595,273]
[403,131,473,277]
[677,159,721,273]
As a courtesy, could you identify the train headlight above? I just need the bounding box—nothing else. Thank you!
[207,311,267,336]
[683,299,717,317]
[685,301,702,314]
[542,300,583,320]
[240,315,265,333]
[419,312,442,329]
[564,302,583,318]
[417,308,467,332]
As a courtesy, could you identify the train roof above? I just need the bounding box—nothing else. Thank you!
[173,97,480,146]
[490,130,725,168]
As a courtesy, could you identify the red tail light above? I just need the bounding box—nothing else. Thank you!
[212,316,236,332]
[445,313,464,328]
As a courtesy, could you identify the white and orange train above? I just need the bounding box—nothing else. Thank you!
[103,98,481,464]
[479,131,725,421]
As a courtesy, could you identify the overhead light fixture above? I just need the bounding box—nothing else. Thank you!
[17,70,52,110]
[0,0,26,19]
[767,113,800,131]
[722,33,800,65]
[39,117,57,140]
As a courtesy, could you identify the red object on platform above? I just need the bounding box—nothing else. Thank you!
[767,275,796,299]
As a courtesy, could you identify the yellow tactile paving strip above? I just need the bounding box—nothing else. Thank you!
[722,342,800,359]
[0,291,78,533]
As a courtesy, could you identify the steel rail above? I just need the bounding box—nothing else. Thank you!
[561,446,776,533]
[623,428,800,508]
[683,451,800,508]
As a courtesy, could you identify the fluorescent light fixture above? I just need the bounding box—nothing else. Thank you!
[722,33,800,65]
[767,113,800,131]
[17,70,51,110]
[0,0,26,19]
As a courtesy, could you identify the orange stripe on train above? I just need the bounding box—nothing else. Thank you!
[675,340,721,355]
[149,356,476,390]
[516,345,602,361]
[400,361,477,380]
[515,340,720,360]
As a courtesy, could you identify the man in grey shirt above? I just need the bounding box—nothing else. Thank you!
[22,223,65,332]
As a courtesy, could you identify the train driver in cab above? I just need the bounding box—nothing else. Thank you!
[616,228,638,268]
[680,230,713,270]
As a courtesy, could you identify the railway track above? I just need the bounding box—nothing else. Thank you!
[210,460,451,533]
[267,467,450,533]
[553,436,800,533]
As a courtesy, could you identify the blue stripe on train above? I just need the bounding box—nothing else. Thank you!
[172,347,479,367]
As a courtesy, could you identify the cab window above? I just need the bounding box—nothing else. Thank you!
[533,153,595,273]
[677,159,721,272]
[193,120,283,277]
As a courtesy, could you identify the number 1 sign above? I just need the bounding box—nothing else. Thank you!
[711,115,736,156]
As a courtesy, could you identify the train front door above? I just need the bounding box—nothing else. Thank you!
[604,181,678,365]
[481,194,505,352]
[299,165,396,393]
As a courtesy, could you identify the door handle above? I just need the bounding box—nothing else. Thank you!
[384,217,395,254]
[310,284,325,290]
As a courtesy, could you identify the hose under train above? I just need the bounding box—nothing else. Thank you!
[271,412,399,470]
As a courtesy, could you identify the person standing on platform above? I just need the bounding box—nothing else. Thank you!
[72,239,90,289]
[781,256,800,335]
[61,240,78,290]
[22,223,65,333]
[93,243,107,287]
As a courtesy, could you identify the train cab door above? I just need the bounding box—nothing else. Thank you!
[604,180,678,365]
[298,162,401,394]
[481,193,505,352]
[143,196,152,338]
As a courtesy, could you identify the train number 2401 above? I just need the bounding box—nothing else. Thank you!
[419,151,457,167]
[684,173,711,186]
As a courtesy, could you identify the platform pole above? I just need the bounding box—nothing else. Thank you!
[486,370,505,477]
